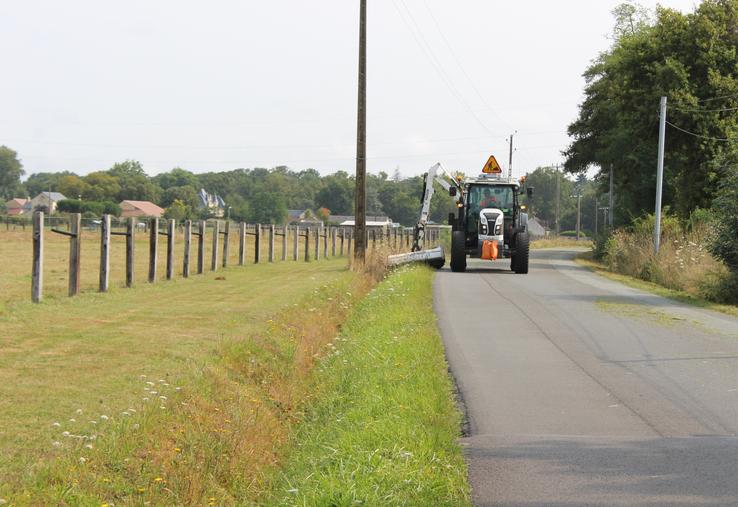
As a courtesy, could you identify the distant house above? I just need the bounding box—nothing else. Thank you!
[527,217,546,239]
[29,192,67,213]
[332,215,393,228]
[287,209,322,226]
[5,198,29,216]
[197,189,226,218]
[119,200,165,218]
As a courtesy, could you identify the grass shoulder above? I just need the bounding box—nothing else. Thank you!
[575,252,738,319]
[265,265,471,506]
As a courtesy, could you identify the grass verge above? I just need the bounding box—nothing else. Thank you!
[576,252,738,318]
[531,237,592,250]
[0,258,366,505]
[265,265,470,506]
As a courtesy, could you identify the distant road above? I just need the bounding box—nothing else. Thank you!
[434,249,738,507]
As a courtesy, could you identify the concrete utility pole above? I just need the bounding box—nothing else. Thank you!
[608,164,614,228]
[554,164,560,235]
[654,96,667,254]
[594,197,599,236]
[354,0,367,261]
[508,133,515,178]
[577,188,582,241]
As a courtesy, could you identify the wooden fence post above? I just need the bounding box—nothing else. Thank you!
[197,220,205,274]
[99,214,110,292]
[32,211,43,303]
[222,221,230,268]
[331,227,336,256]
[238,222,246,266]
[268,224,275,262]
[126,217,135,287]
[148,217,159,283]
[304,227,310,262]
[347,229,353,257]
[166,219,175,280]
[183,220,191,278]
[66,213,81,297]
[282,224,288,261]
[293,225,299,261]
[314,226,320,260]
[211,220,220,271]
[323,227,328,259]
[340,228,346,256]
[254,224,261,264]
[371,229,376,250]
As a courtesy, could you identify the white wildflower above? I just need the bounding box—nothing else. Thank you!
[79,457,86,464]
[62,431,71,437]
[52,441,62,447]
[121,411,130,416]
[90,421,97,425]
[76,409,83,415]
[146,381,155,386]
[52,422,61,428]
[133,424,140,430]
[84,444,93,449]
[140,374,147,379]
[100,415,109,421]
[159,396,167,401]
[143,397,150,402]
[69,418,76,423]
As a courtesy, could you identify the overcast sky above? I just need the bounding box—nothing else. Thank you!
[1,0,698,180]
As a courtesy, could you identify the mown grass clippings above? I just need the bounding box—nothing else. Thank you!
[577,253,738,319]
[531,237,592,250]
[265,265,471,506]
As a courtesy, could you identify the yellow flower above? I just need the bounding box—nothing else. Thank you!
[174,447,181,452]
[137,488,146,493]
[154,477,164,483]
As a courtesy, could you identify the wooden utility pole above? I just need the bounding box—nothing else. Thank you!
[354,0,367,262]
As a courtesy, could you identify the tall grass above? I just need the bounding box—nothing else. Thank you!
[596,214,733,303]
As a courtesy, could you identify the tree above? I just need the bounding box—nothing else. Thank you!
[0,146,25,200]
[565,0,738,222]
[247,191,288,224]
[153,168,199,190]
[316,171,353,214]
[161,185,200,209]
[107,160,161,202]
[164,200,191,222]
[58,175,90,199]
[83,172,121,202]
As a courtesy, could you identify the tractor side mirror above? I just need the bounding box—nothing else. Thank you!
[449,187,457,197]
[526,187,534,198]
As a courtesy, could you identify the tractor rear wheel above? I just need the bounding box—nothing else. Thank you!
[450,231,467,272]
[513,232,529,274]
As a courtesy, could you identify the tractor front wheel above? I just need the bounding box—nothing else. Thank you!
[450,231,467,272]
[513,232,529,274]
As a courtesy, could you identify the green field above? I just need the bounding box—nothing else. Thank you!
[0,225,342,309]
[0,256,353,504]
[0,230,468,505]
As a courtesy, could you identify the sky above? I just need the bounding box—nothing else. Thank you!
[1,0,699,180]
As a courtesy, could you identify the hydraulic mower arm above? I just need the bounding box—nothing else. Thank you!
[412,163,462,252]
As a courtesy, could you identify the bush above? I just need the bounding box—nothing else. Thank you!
[708,165,738,271]
[560,230,588,238]
[56,199,121,217]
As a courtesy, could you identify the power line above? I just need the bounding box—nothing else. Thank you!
[390,0,498,137]
[669,105,738,113]
[665,120,736,142]
[420,0,512,130]
[695,92,738,103]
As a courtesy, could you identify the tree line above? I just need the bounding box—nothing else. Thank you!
[0,147,455,225]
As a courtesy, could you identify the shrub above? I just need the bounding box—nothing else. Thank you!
[708,165,738,271]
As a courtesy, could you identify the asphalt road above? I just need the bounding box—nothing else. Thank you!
[434,248,738,507]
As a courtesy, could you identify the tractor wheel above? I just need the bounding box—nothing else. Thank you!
[450,231,467,272]
[513,232,529,274]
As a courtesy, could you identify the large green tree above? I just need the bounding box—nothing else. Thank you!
[0,146,25,200]
[565,0,738,222]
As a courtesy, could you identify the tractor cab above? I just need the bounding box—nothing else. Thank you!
[447,155,533,273]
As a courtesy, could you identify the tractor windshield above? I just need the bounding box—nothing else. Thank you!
[468,185,514,216]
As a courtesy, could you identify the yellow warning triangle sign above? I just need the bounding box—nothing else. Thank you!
[482,155,503,174]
